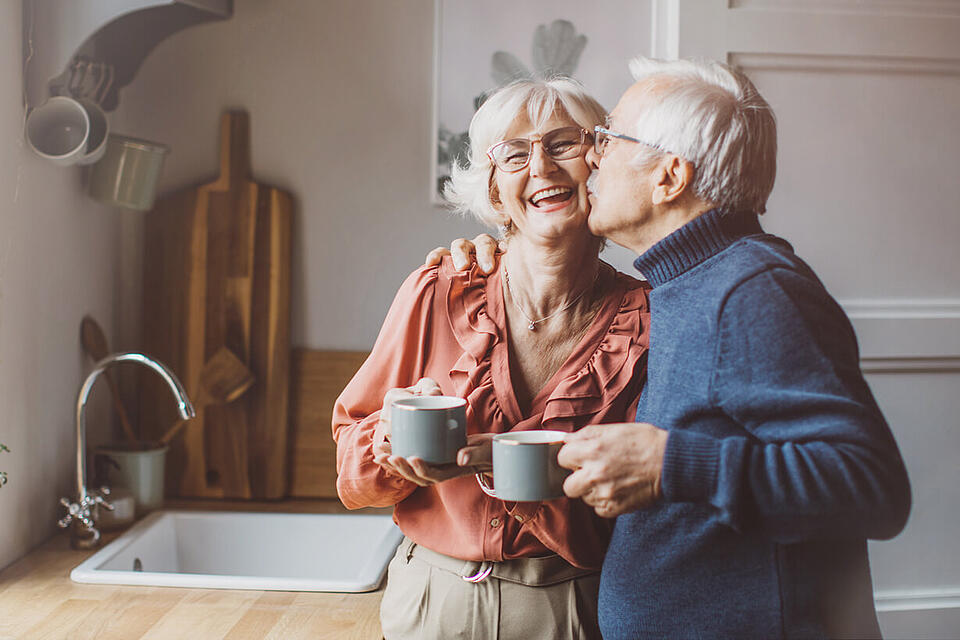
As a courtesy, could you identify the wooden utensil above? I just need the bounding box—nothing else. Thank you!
[158,347,254,446]
[140,110,291,499]
[79,316,139,445]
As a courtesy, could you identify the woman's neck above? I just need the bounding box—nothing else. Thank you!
[501,233,601,319]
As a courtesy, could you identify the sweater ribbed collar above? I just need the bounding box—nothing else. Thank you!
[632,208,763,288]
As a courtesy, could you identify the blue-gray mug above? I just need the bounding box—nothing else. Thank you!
[476,430,570,502]
[391,395,468,464]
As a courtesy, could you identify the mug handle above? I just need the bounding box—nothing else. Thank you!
[475,473,498,499]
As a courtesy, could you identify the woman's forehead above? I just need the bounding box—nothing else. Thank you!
[502,109,577,139]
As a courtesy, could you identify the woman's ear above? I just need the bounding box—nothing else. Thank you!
[489,180,502,209]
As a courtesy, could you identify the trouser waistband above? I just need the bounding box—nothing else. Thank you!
[399,536,598,587]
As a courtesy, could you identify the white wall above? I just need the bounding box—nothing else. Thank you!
[113,0,490,353]
[0,1,122,570]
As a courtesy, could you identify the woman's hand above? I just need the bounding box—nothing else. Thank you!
[424,233,502,274]
[372,377,465,486]
[393,432,497,485]
[379,433,495,487]
[372,377,441,464]
[457,433,494,474]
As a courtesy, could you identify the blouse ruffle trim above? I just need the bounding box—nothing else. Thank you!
[443,260,649,426]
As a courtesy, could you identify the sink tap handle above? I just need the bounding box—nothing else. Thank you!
[58,488,112,530]
[92,486,114,512]
[58,496,81,528]
[59,492,105,548]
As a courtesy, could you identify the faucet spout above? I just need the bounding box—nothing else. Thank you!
[63,351,194,548]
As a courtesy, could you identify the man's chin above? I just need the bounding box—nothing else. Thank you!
[586,210,606,237]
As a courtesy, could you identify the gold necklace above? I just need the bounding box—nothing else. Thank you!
[502,265,599,331]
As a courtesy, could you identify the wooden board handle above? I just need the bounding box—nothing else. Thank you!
[213,110,251,189]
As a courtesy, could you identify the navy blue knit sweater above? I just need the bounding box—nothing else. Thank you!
[599,209,911,639]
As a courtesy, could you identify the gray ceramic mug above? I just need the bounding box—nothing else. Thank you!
[391,395,468,464]
[476,430,570,502]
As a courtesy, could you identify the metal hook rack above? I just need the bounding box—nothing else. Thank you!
[24,0,232,113]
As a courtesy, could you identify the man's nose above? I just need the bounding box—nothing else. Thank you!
[585,145,600,171]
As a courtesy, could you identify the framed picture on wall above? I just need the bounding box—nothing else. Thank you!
[431,0,653,204]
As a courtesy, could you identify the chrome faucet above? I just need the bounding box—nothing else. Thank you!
[59,352,195,549]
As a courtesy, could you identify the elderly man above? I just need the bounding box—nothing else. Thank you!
[430,57,911,639]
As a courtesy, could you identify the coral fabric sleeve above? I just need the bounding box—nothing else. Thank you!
[332,266,438,509]
[333,259,650,569]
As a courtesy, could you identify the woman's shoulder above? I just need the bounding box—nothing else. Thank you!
[393,256,492,324]
[392,261,443,300]
[601,262,650,312]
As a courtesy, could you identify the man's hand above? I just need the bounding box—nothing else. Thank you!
[558,423,669,518]
[424,233,502,274]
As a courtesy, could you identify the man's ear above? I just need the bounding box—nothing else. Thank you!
[651,156,695,205]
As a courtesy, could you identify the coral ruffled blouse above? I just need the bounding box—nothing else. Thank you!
[333,257,650,570]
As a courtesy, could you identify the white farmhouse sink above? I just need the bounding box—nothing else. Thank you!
[70,510,402,592]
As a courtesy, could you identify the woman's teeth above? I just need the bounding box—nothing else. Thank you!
[530,187,573,206]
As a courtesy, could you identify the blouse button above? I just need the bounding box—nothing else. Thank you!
[513,514,524,523]
[489,517,501,528]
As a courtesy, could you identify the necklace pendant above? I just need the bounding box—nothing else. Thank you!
[528,321,536,331]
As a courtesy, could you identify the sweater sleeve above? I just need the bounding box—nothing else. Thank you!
[662,267,911,542]
[332,265,440,509]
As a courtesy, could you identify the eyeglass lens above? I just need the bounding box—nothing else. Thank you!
[594,128,609,156]
[490,127,585,171]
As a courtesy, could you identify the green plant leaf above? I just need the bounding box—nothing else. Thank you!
[531,19,587,77]
[491,51,532,85]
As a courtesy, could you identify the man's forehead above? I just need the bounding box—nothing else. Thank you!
[609,79,657,128]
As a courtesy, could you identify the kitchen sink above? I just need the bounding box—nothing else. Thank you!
[70,510,402,592]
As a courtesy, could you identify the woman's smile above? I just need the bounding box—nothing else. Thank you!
[529,185,574,208]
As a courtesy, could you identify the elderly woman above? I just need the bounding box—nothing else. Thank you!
[333,77,649,640]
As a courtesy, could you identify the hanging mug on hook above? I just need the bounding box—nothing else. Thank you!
[24,95,90,166]
[88,134,170,210]
[25,60,114,167]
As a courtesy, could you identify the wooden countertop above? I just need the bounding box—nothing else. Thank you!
[0,500,391,639]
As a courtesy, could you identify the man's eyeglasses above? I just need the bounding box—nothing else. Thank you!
[487,127,589,172]
[594,125,665,156]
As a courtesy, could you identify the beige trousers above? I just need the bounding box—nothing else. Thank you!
[380,537,601,640]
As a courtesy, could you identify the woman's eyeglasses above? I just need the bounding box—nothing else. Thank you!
[487,127,589,172]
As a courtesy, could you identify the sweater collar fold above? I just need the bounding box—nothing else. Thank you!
[632,208,762,288]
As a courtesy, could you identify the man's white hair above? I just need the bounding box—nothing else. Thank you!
[444,77,606,231]
[625,57,777,215]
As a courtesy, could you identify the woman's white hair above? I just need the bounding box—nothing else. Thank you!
[626,57,777,215]
[444,77,606,230]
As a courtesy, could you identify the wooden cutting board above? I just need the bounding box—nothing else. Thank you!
[288,349,370,498]
[140,110,292,500]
